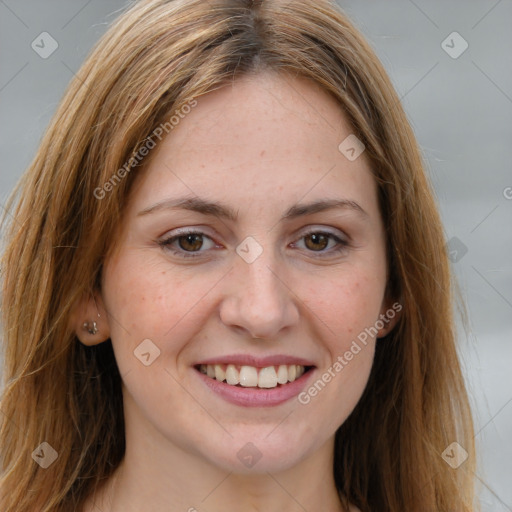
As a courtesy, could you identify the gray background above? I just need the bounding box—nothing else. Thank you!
[0,1,511,510]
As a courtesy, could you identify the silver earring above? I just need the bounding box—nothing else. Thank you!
[83,320,98,335]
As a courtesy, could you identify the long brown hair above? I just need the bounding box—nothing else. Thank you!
[0,0,478,510]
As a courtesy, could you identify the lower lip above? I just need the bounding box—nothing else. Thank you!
[195,368,315,407]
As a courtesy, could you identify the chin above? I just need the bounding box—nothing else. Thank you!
[209,450,306,475]
[197,429,317,475]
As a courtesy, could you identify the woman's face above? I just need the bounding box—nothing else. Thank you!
[98,72,392,473]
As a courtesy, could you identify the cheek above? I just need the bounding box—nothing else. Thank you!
[101,251,218,365]
[303,269,385,345]
[296,273,382,429]
[103,249,190,326]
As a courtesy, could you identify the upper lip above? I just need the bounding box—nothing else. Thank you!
[194,354,316,368]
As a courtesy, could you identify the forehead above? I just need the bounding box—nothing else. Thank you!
[126,72,378,221]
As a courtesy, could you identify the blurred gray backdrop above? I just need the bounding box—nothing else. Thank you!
[1,1,511,510]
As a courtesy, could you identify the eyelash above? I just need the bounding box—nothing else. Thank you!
[157,228,349,259]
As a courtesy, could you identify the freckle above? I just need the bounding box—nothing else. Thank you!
[260,150,265,157]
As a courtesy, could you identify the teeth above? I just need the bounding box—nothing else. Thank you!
[214,365,226,382]
[258,366,278,388]
[199,363,307,388]
[276,364,288,384]
[225,364,239,385]
[239,366,258,387]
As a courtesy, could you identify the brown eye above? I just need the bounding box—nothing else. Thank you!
[177,233,204,252]
[293,229,349,258]
[158,230,216,259]
[304,233,330,251]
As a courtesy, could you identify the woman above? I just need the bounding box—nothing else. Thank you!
[0,0,478,511]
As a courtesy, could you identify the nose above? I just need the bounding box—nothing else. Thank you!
[219,247,300,340]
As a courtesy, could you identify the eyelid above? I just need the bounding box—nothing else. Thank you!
[298,225,348,241]
[158,227,218,248]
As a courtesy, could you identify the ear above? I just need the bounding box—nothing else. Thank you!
[69,291,111,346]
[376,296,402,339]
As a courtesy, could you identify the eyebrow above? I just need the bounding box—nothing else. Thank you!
[137,196,368,221]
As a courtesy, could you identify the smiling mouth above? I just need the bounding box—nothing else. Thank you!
[194,363,314,389]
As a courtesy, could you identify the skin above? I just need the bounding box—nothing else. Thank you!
[75,71,397,512]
